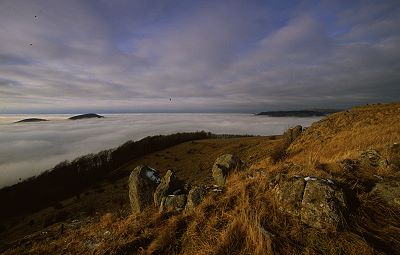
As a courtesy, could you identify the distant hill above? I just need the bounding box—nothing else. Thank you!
[68,113,104,120]
[256,110,338,117]
[14,118,48,123]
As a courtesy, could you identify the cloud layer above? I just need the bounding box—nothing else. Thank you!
[0,0,399,113]
[0,114,320,187]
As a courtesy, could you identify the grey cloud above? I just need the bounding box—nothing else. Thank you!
[0,0,399,113]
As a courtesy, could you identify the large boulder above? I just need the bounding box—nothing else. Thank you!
[370,181,400,207]
[273,176,347,230]
[284,125,303,143]
[128,165,161,214]
[273,177,306,217]
[212,154,244,186]
[154,170,183,206]
[160,194,187,212]
[185,186,208,211]
[300,180,346,229]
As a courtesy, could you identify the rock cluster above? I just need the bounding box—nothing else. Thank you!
[128,153,370,232]
[128,154,244,214]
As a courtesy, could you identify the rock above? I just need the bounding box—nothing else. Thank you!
[384,143,400,170]
[273,176,347,230]
[185,186,208,211]
[370,181,400,207]
[340,159,359,172]
[360,149,385,167]
[84,239,98,249]
[212,154,244,186]
[273,177,306,217]
[154,170,183,206]
[128,165,161,214]
[160,194,187,212]
[284,125,303,143]
[300,180,346,229]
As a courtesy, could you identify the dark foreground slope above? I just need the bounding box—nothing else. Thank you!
[2,103,400,255]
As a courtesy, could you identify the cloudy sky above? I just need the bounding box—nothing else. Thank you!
[0,0,399,113]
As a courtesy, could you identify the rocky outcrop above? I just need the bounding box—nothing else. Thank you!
[212,154,244,186]
[185,186,208,211]
[340,159,359,173]
[370,181,400,207]
[128,165,161,214]
[160,194,187,212]
[154,170,183,207]
[383,143,400,170]
[273,177,305,217]
[300,179,346,229]
[284,125,303,143]
[360,149,384,167]
[273,176,347,230]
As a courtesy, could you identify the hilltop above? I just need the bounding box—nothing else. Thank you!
[256,110,327,117]
[14,118,48,123]
[1,103,399,255]
[68,113,104,120]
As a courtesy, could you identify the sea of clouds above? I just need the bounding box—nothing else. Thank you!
[0,113,321,187]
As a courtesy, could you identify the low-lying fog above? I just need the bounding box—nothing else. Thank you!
[0,113,322,188]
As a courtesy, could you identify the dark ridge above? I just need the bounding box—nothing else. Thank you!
[256,110,329,117]
[0,131,250,219]
[68,113,104,120]
[14,118,48,123]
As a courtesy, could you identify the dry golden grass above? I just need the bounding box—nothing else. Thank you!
[288,103,400,164]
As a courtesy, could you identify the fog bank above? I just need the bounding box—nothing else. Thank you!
[0,113,321,187]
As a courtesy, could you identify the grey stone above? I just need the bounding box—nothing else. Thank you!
[360,149,384,168]
[284,125,303,143]
[212,154,244,186]
[300,180,346,229]
[273,177,306,217]
[384,143,400,170]
[160,194,187,212]
[185,186,208,211]
[154,170,181,206]
[371,181,400,207]
[128,165,161,214]
[273,176,347,230]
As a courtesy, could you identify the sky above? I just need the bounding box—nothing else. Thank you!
[0,0,399,113]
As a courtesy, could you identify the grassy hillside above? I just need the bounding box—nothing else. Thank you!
[1,103,399,255]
